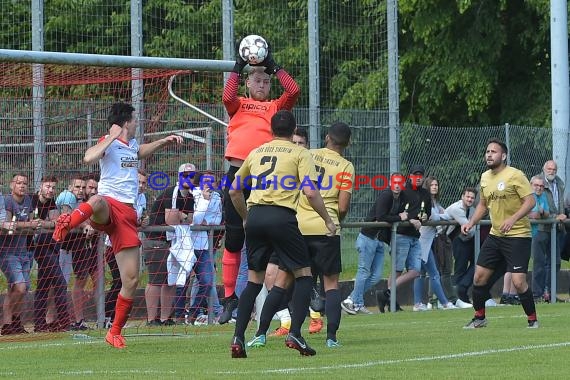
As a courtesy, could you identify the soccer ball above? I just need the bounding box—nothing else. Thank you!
[238,35,268,65]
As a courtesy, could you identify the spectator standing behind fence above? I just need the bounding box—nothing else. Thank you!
[376,165,430,313]
[55,176,86,285]
[445,187,477,308]
[51,102,183,348]
[0,174,38,335]
[68,174,100,331]
[341,174,407,315]
[413,176,457,311]
[144,163,195,326]
[31,175,72,333]
[528,176,551,302]
[536,160,566,303]
[461,138,538,329]
[186,172,222,324]
[219,44,300,325]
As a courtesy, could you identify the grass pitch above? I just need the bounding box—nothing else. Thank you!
[1,302,568,379]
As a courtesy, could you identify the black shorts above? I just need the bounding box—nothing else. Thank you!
[142,240,170,285]
[223,165,252,252]
[268,251,280,266]
[305,235,342,276]
[245,205,310,272]
[72,240,98,280]
[477,235,531,273]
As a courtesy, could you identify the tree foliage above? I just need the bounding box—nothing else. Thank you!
[0,0,560,125]
[398,0,553,126]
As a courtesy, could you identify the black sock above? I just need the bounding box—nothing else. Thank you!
[290,276,312,337]
[518,287,537,319]
[472,284,490,314]
[279,285,294,311]
[325,289,341,341]
[233,281,262,341]
[257,286,286,336]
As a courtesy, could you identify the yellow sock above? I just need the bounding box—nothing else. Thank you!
[281,319,291,330]
[309,310,321,319]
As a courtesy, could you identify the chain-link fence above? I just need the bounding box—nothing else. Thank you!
[400,123,553,209]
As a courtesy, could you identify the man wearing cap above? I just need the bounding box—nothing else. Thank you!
[377,165,431,312]
[144,162,196,325]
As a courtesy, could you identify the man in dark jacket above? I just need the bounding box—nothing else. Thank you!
[376,165,431,312]
[341,173,409,315]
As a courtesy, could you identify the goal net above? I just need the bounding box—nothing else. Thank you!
[0,62,228,338]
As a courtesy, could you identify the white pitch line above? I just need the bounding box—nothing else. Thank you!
[216,341,570,375]
[60,369,177,376]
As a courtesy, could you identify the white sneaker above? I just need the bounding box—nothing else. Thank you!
[193,314,209,326]
[455,299,473,309]
[426,302,433,310]
[413,303,428,312]
[441,302,458,310]
[341,298,357,315]
[485,298,498,307]
[355,306,373,315]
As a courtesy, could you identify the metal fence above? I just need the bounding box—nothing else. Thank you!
[0,100,556,222]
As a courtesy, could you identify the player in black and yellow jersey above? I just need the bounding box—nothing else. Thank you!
[461,138,538,329]
[229,110,336,358]
[297,122,353,347]
[248,122,354,349]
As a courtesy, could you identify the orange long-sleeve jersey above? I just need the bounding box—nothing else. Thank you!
[222,70,300,161]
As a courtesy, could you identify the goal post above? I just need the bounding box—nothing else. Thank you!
[0,52,231,333]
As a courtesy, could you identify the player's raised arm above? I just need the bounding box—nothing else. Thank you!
[84,124,122,164]
[139,135,183,159]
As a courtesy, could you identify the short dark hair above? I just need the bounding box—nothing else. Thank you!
[83,173,100,182]
[487,138,508,155]
[328,122,351,147]
[68,174,84,185]
[138,169,148,177]
[41,175,58,183]
[463,186,478,196]
[107,102,135,127]
[294,127,308,141]
[271,110,296,137]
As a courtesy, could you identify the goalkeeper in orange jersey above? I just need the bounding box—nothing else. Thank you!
[218,40,300,324]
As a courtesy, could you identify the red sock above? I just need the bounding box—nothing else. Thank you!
[110,294,133,336]
[474,308,486,319]
[222,249,241,298]
[69,202,94,228]
[528,312,537,321]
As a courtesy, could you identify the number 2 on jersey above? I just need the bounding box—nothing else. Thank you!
[257,155,277,189]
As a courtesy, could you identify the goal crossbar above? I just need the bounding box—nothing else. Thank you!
[0,48,234,72]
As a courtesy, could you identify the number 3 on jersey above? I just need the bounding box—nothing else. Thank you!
[256,155,277,189]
